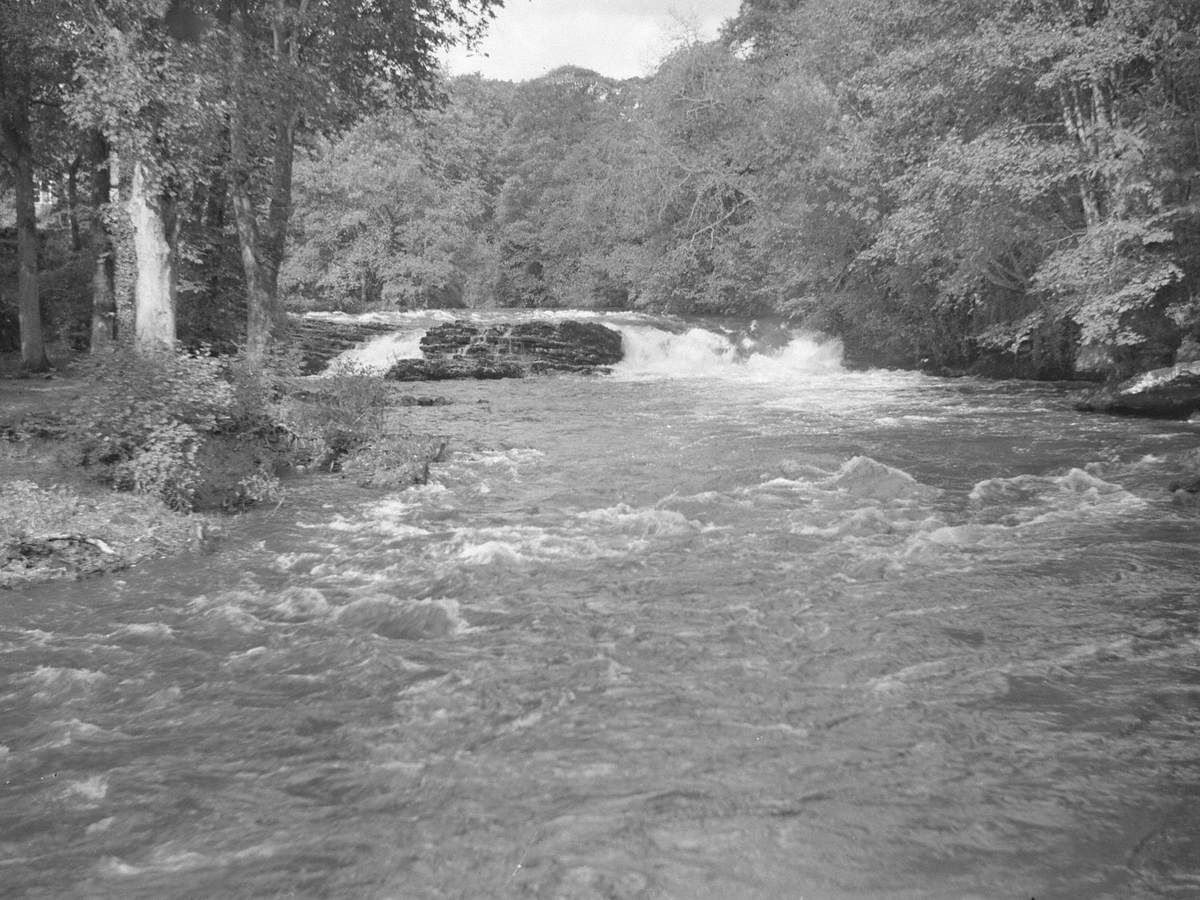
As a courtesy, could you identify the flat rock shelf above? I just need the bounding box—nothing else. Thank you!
[385,319,624,380]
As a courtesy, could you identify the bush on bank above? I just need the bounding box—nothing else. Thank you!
[57,351,434,512]
[1,349,447,587]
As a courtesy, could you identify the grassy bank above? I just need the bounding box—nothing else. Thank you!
[0,352,447,590]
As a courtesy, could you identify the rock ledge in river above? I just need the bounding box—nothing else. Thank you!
[1074,360,1200,419]
[385,320,623,381]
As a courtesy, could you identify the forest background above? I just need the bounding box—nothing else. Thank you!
[4,0,1200,381]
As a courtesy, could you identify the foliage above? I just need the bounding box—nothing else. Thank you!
[720,0,1200,373]
[279,363,395,471]
[278,0,1200,377]
[339,434,446,489]
[113,420,202,510]
[62,348,281,509]
[283,80,507,309]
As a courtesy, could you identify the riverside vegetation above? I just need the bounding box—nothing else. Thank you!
[0,352,448,587]
[0,0,496,584]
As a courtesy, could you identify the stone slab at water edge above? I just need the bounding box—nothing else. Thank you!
[1074,360,1200,418]
[292,316,403,374]
[385,320,624,381]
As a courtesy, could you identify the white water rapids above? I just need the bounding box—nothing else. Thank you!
[2,311,1199,899]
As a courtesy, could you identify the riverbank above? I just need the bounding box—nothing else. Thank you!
[0,372,199,588]
[0,358,448,589]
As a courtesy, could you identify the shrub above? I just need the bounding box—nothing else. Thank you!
[58,348,422,511]
[67,350,234,468]
[64,348,287,510]
[112,420,203,512]
[339,434,447,488]
[279,362,394,470]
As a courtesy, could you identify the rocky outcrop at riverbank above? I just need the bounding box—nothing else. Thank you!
[292,316,401,374]
[1074,360,1200,419]
[385,320,624,381]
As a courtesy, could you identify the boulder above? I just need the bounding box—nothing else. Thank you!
[386,319,624,381]
[1074,360,1200,419]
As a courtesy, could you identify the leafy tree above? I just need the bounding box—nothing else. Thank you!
[0,0,74,370]
[220,0,503,365]
[490,67,632,308]
[284,76,511,310]
[721,0,1200,373]
[71,0,225,354]
[65,0,502,359]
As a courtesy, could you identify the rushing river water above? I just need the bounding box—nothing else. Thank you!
[3,312,1200,899]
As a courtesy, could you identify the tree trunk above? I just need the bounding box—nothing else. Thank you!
[230,112,293,367]
[66,154,83,252]
[228,12,299,369]
[128,160,178,353]
[89,132,117,350]
[13,139,50,371]
[1058,85,1104,227]
[0,68,50,372]
[231,172,273,365]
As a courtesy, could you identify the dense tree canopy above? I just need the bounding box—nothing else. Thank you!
[282,0,1200,377]
[2,0,501,364]
[4,0,1199,379]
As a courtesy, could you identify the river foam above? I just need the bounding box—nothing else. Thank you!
[613,324,843,379]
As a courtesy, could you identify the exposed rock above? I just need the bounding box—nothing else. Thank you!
[397,395,452,407]
[386,358,525,381]
[1,535,128,586]
[418,321,484,358]
[1169,476,1200,494]
[386,319,624,381]
[291,316,401,374]
[1074,360,1200,418]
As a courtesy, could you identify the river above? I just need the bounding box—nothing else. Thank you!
[2,312,1199,899]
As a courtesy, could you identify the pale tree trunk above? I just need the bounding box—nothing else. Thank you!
[128,160,178,353]
[1059,83,1106,227]
[110,151,138,342]
[89,131,117,350]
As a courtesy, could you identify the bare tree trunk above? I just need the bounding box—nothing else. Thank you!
[128,160,178,353]
[13,138,50,371]
[1,67,50,372]
[66,154,83,252]
[228,11,299,369]
[1058,85,1104,227]
[89,131,117,350]
[230,111,293,367]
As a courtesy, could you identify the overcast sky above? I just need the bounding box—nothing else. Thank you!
[442,0,744,82]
